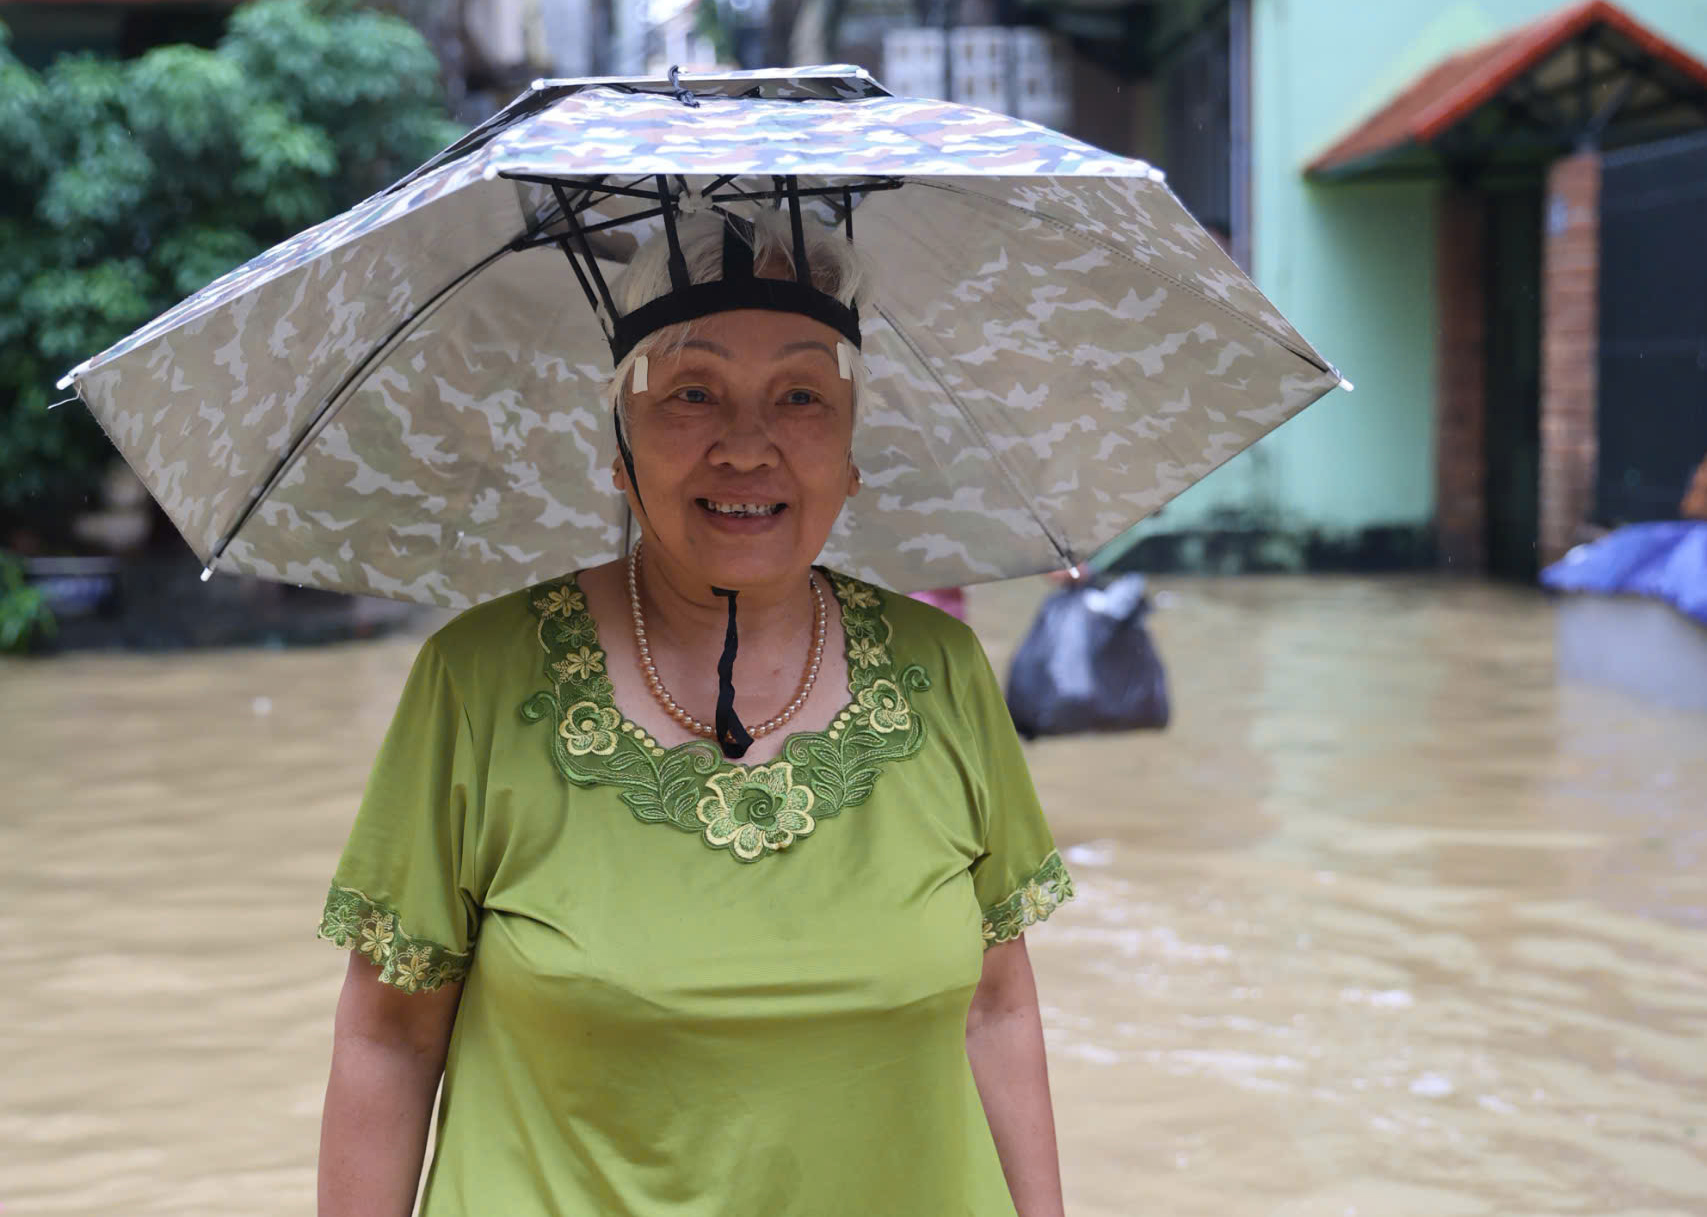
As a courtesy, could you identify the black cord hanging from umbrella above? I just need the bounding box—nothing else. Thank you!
[710,587,755,758]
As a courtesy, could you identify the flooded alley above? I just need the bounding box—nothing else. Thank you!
[4,576,1704,1216]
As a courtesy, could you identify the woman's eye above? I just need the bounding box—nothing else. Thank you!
[782,389,821,406]
[673,387,712,404]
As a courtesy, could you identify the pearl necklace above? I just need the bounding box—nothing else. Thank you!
[628,544,827,742]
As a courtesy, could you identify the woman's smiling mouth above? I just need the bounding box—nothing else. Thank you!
[697,499,786,518]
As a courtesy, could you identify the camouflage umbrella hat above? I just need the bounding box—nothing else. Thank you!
[59,65,1347,608]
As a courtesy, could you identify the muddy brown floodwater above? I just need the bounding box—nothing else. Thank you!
[4,576,1705,1216]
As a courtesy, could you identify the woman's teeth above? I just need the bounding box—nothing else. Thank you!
[701,501,783,517]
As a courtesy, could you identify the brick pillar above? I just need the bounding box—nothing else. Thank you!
[1435,186,1487,571]
[1538,151,1601,566]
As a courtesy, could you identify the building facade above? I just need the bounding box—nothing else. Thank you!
[1089,0,1707,578]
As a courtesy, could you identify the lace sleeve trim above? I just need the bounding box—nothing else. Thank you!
[317,883,472,993]
[980,851,1074,949]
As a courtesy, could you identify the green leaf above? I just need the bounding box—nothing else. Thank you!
[0,34,48,184]
[124,45,243,159]
[150,226,262,299]
[35,129,156,229]
[20,261,156,360]
[0,0,463,522]
[0,572,57,651]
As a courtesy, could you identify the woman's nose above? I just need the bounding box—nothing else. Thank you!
[709,400,779,469]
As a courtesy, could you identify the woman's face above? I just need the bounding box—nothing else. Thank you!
[615,309,859,594]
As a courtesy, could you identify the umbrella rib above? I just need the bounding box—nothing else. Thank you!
[505,173,903,214]
[199,242,514,577]
[505,174,667,204]
[582,174,659,213]
[704,180,903,203]
[872,302,1076,570]
[510,206,672,247]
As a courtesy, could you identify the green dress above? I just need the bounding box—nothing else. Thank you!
[318,571,1073,1216]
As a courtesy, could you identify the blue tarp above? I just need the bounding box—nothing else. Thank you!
[1540,521,1707,627]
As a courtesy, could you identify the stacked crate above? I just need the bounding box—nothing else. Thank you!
[882,26,1069,130]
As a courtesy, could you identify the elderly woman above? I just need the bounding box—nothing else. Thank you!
[316,207,1075,1216]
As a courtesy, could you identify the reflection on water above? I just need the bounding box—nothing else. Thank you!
[4,576,1705,1216]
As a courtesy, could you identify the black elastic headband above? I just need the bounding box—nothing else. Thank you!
[607,210,860,365]
[610,280,861,365]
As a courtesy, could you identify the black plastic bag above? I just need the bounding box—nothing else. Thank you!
[1004,573,1169,738]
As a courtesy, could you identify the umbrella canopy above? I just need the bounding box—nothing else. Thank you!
[60,65,1346,607]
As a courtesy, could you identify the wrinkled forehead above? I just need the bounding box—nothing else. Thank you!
[648,310,855,377]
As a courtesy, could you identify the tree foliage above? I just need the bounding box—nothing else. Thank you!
[0,0,462,519]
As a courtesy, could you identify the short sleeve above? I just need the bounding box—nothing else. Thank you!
[957,630,1074,949]
[317,638,483,992]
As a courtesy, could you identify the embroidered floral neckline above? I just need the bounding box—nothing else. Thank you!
[522,570,931,863]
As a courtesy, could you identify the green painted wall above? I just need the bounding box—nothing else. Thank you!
[1131,0,1707,552]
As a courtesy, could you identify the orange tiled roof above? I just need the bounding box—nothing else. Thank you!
[1307,1,1707,176]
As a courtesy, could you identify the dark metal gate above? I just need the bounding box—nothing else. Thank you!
[1596,130,1707,523]
[1162,13,1231,239]
[1484,186,1544,580]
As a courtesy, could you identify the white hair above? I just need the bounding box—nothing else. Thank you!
[602,207,874,424]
